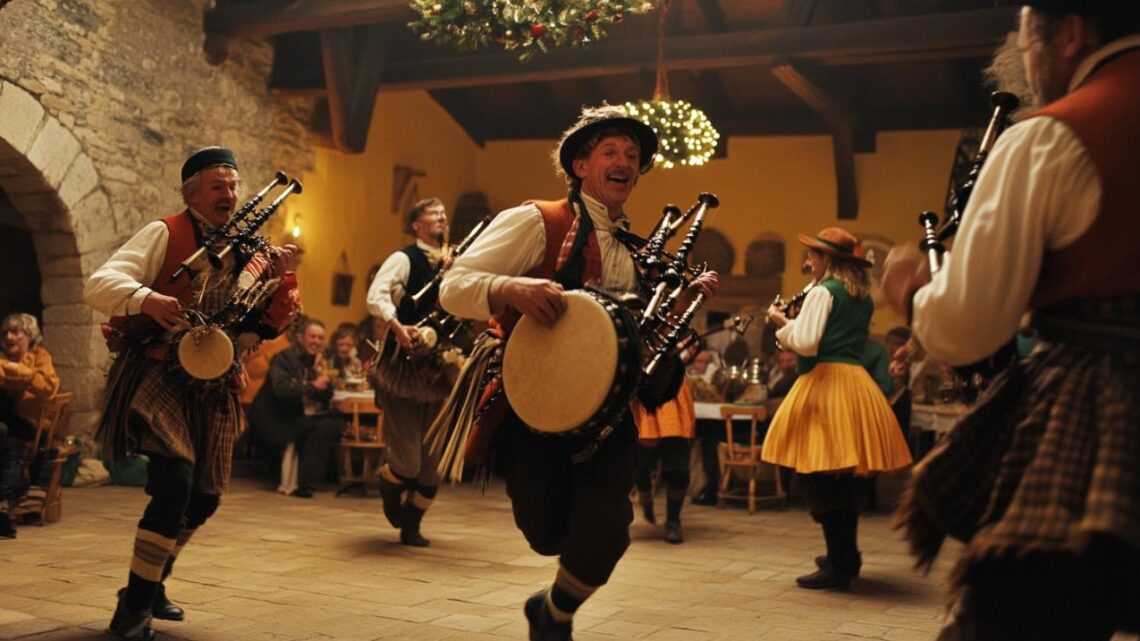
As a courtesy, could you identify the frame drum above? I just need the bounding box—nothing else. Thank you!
[502,289,640,435]
[177,326,234,380]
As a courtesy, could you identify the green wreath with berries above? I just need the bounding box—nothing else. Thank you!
[409,0,655,61]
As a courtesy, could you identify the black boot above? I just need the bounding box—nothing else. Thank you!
[524,590,573,641]
[813,552,862,578]
[664,490,685,544]
[378,477,404,529]
[118,584,184,622]
[0,511,15,539]
[637,491,656,525]
[399,500,430,547]
[107,599,155,640]
[796,512,852,590]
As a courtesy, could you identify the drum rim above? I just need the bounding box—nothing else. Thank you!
[503,289,639,434]
[177,327,234,380]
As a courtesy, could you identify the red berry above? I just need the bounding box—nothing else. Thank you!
[585,9,598,22]
[530,24,547,38]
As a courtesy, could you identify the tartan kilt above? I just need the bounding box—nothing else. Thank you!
[98,351,241,495]
[899,334,1140,582]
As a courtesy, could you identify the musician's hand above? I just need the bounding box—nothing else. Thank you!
[141,292,189,332]
[889,359,908,379]
[271,244,299,274]
[497,277,566,327]
[388,320,419,350]
[690,271,719,299]
[882,245,931,316]
[766,304,789,328]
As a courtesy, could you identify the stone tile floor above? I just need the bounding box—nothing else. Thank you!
[1,476,973,641]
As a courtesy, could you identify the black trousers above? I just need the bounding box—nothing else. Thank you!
[635,437,690,494]
[254,414,343,487]
[504,415,637,587]
[139,454,220,540]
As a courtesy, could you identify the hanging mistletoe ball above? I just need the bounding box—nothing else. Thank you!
[409,0,654,61]
[621,100,721,169]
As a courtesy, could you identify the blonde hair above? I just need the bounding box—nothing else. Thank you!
[824,257,871,300]
[2,313,42,348]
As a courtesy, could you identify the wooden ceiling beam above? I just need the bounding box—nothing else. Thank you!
[771,62,859,219]
[379,8,1015,91]
[205,0,414,39]
[321,25,393,153]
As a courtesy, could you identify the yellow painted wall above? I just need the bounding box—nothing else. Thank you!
[475,130,961,335]
[287,88,961,337]
[285,91,480,329]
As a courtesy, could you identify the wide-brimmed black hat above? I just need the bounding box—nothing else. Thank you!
[181,146,238,182]
[556,105,658,179]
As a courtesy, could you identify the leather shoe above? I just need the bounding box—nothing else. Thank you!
[291,485,313,498]
[795,565,851,590]
[399,530,431,547]
[664,520,684,544]
[118,585,184,622]
[524,591,572,641]
[107,601,155,640]
[814,552,862,578]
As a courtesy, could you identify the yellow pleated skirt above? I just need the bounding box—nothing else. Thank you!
[632,380,696,442]
[761,362,912,475]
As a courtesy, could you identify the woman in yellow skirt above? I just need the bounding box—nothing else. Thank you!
[632,380,696,544]
[763,228,912,590]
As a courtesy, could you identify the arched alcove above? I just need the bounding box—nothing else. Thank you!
[0,79,113,441]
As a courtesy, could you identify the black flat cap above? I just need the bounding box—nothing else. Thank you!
[181,146,238,182]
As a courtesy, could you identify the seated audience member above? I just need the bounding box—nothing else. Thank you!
[767,349,799,398]
[0,313,61,538]
[248,319,344,498]
[328,324,363,389]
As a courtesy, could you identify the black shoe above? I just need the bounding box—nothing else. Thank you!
[795,565,852,590]
[117,585,184,622]
[291,485,313,498]
[379,480,404,529]
[399,530,431,547]
[0,512,15,539]
[107,601,155,640]
[524,591,572,641]
[664,520,684,544]
[691,487,717,506]
[639,497,656,525]
[814,552,862,578]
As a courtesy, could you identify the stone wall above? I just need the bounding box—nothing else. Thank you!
[0,0,316,443]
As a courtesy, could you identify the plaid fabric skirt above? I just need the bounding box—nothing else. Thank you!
[97,351,240,495]
[761,362,912,475]
[899,299,1140,586]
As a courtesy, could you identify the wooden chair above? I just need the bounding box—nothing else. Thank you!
[14,392,77,525]
[335,395,385,497]
[717,404,785,514]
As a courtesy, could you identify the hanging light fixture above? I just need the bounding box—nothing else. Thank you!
[621,0,720,169]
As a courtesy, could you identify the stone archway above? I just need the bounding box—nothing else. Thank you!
[0,79,114,441]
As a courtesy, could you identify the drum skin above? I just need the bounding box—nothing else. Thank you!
[177,327,235,380]
[503,290,634,434]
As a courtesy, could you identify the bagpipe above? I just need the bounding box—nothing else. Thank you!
[103,173,302,381]
[427,193,720,482]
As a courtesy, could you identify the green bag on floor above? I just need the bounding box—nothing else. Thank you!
[104,455,149,486]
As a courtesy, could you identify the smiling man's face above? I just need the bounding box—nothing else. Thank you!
[573,133,641,216]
